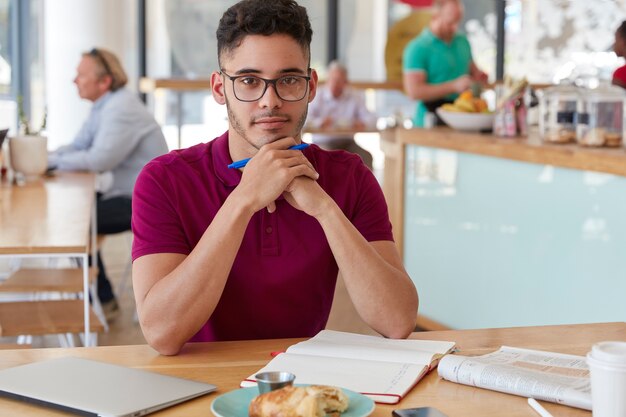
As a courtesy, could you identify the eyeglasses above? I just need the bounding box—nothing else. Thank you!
[89,48,112,76]
[220,69,311,102]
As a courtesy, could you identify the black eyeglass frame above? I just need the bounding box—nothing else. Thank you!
[89,48,113,77]
[219,69,312,102]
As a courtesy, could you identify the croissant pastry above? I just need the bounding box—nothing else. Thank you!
[249,385,349,417]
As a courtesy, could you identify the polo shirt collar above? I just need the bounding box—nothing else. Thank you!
[212,131,241,187]
[211,131,317,188]
[424,27,459,46]
[422,27,436,41]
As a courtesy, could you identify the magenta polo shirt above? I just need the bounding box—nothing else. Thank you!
[131,132,394,342]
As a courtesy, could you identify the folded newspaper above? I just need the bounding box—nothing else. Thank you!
[437,346,591,410]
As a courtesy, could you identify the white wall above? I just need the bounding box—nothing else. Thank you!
[339,0,388,81]
[44,0,137,150]
[146,0,170,78]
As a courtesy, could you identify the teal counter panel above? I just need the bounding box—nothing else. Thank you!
[404,144,626,329]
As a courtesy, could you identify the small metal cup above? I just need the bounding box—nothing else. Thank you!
[255,371,295,394]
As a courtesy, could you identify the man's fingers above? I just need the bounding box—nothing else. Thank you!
[289,163,319,181]
[282,153,315,170]
[261,137,297,151]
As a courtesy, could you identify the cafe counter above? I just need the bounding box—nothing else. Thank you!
[381,128,626,331]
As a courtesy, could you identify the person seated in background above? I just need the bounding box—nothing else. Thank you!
[402,0,488,127]
[306,61,376,169]
[612,21,626,89]
[131,0,418,356]
[48,48,168,319]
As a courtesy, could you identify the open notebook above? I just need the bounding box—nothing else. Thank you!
[242,330,455,404]
[0,356,216,416]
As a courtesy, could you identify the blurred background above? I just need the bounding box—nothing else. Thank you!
[2,0,625,151]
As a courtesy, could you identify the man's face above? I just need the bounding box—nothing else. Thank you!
[212,34,317,152]
[327,67,347,98]
[73,56,110,102]
[437,2,463,40]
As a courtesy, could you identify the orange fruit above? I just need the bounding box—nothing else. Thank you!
[459,90,473,101]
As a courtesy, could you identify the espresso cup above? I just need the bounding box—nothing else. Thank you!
[255,371,295,394]
[586,341,626,417]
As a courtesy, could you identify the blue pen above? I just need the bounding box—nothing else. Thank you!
[227,143,310,169]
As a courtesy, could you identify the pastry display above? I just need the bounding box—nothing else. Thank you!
[604,132,623,147]
[578,127,607,147]
[545,128,577,144]
[575,85,624,148]
[537,84,579,145]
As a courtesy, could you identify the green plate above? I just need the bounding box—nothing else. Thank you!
[211,385,375,417]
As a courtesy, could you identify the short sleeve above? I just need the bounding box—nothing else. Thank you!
[131,160,192,260]
[403,38,428,73]
[350,164,395,243]
[614,66,626,84]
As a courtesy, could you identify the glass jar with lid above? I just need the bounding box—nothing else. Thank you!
[576,84,625,147]
[537,84,580,144]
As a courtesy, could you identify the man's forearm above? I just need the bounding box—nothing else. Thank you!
[315,202,418,338]
[136,191,256,355]
[408,80,458,102]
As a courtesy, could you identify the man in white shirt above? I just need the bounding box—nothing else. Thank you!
[307,61,376,169]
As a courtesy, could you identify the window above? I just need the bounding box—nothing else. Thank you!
[504,0,626,84]
[0,0,45,135]
[0,0,10,96]
[0,0,15,132]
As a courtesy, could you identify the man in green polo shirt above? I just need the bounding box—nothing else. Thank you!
[402,0,487,127]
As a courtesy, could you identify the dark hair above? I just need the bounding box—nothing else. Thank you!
[216,0,313,65]
[618,21,626,40]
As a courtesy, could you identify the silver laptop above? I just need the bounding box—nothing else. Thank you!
[0,356,216,416]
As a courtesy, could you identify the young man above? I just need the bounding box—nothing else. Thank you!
[403,0,488,127]
[131,0,418,356]
[48,48,168,317]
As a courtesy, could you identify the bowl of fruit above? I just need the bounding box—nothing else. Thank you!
[436,91,494,131]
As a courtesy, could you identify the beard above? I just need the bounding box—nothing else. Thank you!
[225,95,308,150]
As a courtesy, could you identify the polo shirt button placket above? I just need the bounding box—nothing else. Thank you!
[261,210,279,256]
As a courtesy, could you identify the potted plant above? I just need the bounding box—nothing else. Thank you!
[9,96,48,179]
[17,95,47,136]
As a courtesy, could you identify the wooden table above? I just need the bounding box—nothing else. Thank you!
[0,322,622,416]
[0,172,100,344]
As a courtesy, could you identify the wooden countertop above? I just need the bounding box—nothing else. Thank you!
[392,128,626,177]
[0,322,622,416]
